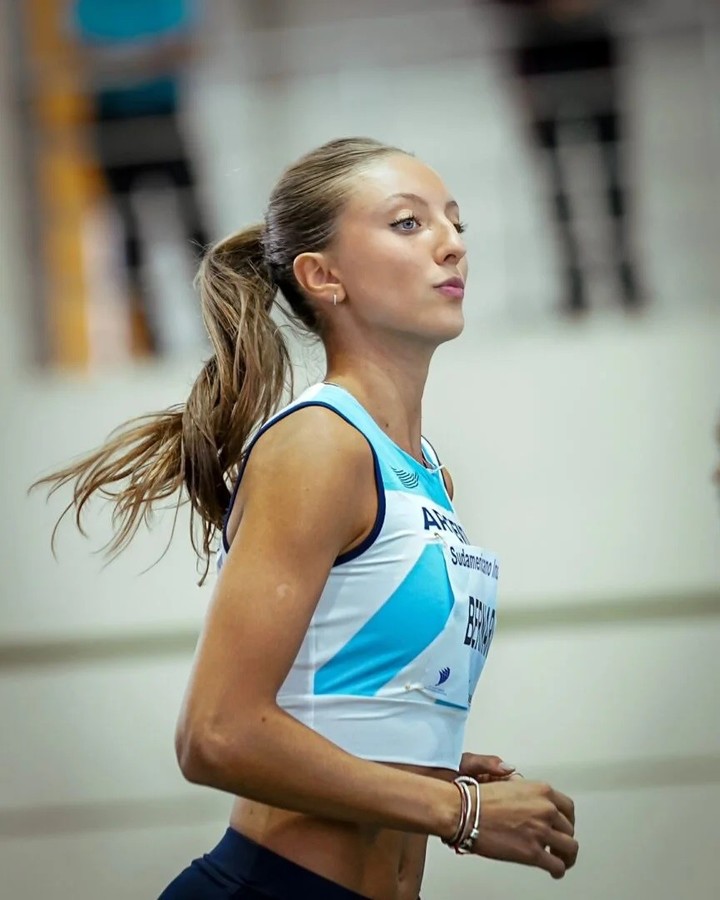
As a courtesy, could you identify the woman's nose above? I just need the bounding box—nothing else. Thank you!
[435,221,467,264]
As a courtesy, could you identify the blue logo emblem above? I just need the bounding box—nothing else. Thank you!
[392,467,420,489]
[435,667,451,686]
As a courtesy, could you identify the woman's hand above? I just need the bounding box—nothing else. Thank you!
[471,779,578,879]
[457,753,577,876]
[458,752,517,783]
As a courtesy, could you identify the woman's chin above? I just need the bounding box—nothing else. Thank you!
[435,311,465,344]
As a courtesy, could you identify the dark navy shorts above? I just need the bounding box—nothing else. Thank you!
[157,827,370,899]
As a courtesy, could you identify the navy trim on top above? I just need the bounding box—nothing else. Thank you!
[221,401,386,567]
[335,429,385,565]
[221,467,245,553]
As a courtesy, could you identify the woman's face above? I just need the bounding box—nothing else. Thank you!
[329,153,468,347]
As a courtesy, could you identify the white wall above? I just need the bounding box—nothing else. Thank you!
[2,3,719,898]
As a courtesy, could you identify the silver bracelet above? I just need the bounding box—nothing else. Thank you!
[442,778,471,851]
[455,776,481,854]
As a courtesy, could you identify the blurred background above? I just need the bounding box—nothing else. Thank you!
[1,0,719,897]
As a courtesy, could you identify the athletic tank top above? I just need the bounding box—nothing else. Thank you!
[217,383,500,769]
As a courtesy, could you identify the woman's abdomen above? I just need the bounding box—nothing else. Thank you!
[228,762,453,899]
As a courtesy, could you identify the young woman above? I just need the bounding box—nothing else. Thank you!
[37,138,578,899]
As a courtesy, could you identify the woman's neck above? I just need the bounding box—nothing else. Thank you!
[324,355,431,465]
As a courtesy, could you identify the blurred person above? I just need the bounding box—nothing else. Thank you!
[70,0,211,353]
[34,138,578,899]
[490,0,644,314]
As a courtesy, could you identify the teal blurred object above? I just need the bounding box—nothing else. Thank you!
[69,0,198,120]
[71,0,196,43]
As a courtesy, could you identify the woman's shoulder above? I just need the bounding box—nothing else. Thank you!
[250,402,372,471]
[225,403,378,558]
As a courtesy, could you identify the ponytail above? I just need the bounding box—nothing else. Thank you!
[32,224,292,580]
[34,137,407,580]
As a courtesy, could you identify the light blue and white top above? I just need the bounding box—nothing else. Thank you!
[218,382,499,769]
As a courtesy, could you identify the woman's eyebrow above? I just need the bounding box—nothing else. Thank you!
[384,192,459,212]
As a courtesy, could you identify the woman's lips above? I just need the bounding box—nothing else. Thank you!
[435,284,465,300]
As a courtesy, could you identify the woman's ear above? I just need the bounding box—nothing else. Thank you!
[293,252,344,307]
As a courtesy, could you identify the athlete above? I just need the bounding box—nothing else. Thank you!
[35,137,578,899]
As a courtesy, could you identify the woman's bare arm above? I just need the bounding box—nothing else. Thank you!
[175,406,461,839]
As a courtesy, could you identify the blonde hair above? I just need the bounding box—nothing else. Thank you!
[32,137,404,580]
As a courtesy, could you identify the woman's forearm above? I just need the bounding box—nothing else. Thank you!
[178,704,460,839]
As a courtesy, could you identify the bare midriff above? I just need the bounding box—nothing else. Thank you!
[229,762,457,900]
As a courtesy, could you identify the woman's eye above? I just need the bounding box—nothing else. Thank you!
[391,215,421,232]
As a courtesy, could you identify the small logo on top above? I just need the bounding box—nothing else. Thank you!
[435,666,451,686]
[392,467,420,489]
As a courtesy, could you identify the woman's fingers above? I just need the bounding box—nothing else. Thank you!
[553,811,575,837]
[459,753,516,779]
[545,828,580,872]
[532,843,567,880]
[551,788,575,826]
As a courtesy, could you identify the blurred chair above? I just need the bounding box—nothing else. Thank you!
[489,0,645,314]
